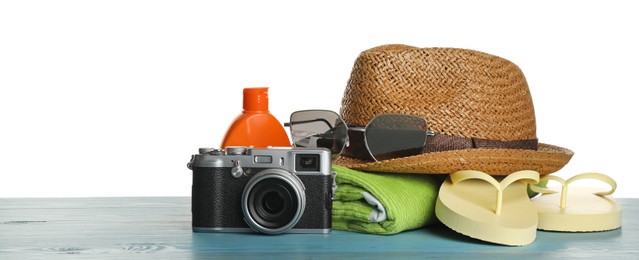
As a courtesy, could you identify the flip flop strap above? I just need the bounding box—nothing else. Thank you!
[529,172,617,209]
[450,170,540,215]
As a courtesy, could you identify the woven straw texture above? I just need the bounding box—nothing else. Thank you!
[341,44,534,140]
[334,44,573,175]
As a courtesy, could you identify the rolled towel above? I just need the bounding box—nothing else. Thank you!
[332,165,442,234]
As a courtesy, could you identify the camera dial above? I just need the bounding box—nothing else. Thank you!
[231,160,244,178]
[226,146,248,155]
[199,148,226,155]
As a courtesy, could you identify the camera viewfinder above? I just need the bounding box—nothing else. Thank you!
[295,154,320,172]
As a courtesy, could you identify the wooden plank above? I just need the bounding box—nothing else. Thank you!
[1,197,637,258]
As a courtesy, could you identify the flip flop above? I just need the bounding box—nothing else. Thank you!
[529,172,622,232]
[435,170,540,246]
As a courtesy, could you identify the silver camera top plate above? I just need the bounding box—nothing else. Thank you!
[189,146,332,176]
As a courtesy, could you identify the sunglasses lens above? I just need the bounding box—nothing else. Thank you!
[289,110,347,155]
[365,115,428,161]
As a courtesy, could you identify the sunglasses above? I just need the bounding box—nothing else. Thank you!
[285,110,435,161]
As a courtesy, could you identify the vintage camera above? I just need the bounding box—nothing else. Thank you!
[187,146,334,234]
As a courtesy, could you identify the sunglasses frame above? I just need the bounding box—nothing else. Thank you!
[287,110,435,161]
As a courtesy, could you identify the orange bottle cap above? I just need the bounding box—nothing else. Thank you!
[243,87,269,111]
[221,87,290,148]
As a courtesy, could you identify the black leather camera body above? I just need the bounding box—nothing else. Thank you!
[188,146,333,234]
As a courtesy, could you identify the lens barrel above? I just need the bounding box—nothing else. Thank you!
[242,169,306,234]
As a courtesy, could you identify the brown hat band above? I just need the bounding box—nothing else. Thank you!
[343,130,539,161]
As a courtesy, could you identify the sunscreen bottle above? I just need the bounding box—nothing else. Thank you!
[220,87,291,148]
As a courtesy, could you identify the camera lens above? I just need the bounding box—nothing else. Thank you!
[242,169,306,234]
[263,191,284,213]
[295,154,320,172]
[251,180,295,229]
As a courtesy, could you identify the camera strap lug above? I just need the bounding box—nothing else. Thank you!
[187,155,196,170]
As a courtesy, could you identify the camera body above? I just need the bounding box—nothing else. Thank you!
[188,146,334,234]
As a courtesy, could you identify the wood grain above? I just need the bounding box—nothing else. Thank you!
[1,197,637,258]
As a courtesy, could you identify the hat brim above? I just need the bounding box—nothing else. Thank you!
[332,143,574,176]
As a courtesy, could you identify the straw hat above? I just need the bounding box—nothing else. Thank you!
[333,44,573,176]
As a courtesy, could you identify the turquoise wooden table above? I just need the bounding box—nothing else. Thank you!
[1,197,637,259]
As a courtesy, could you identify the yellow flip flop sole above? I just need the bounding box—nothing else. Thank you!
[530,173,622,232]
[435,170,540,246]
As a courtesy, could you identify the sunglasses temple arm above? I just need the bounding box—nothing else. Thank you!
[285,119,334,128]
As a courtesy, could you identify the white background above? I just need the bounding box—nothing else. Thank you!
[1,0,637,198]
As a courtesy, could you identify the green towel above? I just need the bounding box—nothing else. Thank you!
[332,165,442,235]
